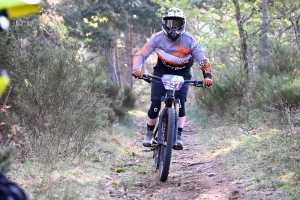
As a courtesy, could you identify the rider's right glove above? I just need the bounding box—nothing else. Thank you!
[199,58,212,87]
[133,70,143,78]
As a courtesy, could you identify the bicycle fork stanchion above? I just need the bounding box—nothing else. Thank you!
[157,96,166,146]
[157,107,166,146]
[173,98,180,146]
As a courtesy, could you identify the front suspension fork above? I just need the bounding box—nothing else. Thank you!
[157,96,180,146]
[173,98,180,145]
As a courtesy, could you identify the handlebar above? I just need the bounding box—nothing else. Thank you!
[133,73,204,87]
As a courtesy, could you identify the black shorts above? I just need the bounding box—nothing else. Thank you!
[150,67,192,101]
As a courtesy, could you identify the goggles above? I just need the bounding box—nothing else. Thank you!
[164,18,184,29]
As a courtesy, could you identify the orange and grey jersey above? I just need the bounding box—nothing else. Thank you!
[133,31,212,77]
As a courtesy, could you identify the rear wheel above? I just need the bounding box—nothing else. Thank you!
[159,108,176,182]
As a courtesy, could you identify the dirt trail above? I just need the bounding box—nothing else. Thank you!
[105,120,245,200]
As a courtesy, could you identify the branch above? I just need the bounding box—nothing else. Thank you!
[182,161,212,168]
[290,17,300,51]
[4,86,11,106]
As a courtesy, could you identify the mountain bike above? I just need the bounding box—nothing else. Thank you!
[136,74,203,182]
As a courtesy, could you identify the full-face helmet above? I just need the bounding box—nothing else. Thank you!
[162,8,186,41]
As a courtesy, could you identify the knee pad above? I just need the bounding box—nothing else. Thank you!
[148,98,186,118]
[148,100,161,119]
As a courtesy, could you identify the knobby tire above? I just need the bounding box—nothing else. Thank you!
[153,126,160,170]
[159,108,176,182]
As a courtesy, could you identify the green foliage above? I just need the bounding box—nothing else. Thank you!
[186,107,209,126]
[97,81,136,120]
[191,0,224,9]
[281,81,300,107]
[0,147,14,173]
[253,74,300,109]
[201,125,300,199]
[251,73,300,125]
[254,40,300,116]
[195,66,246,116]
[122,86,136,110]
[1,43,115,158]
[257,41,300,78]
[61,0,161,49]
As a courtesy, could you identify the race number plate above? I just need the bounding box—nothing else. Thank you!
[161,74,184,90]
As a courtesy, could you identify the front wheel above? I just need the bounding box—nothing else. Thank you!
[153,122,160,170]
[159,108,176,182]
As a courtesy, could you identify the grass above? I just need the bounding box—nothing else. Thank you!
[189,108,300,200]
[7,135,117,198]
[7,109,154,199]
[9,104,300,199]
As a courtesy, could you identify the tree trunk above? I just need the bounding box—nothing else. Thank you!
[232,0,249,79]
[291,16,300,51]
[124,30,133,88]
[103,48,120,85]
[129,24,133,90]
[259,0,268,58]
[114,40,121,87]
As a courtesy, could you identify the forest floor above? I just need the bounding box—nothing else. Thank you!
[101,113,246,200]
[12,109,298,199]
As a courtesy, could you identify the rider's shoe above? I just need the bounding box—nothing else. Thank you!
[173,134,183,150]
[142,129,153,147]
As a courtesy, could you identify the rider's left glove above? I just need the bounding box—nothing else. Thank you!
[203,78,212,87]
[133,70,143,78]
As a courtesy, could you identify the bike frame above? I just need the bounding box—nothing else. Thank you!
[135,73,203,182]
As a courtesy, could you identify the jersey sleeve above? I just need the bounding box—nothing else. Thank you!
[190,39,212,78]
[132,34,156,71]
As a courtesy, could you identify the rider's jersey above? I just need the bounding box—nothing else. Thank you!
[133,31,211,74]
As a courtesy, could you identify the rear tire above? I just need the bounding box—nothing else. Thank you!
[159,108,176,182]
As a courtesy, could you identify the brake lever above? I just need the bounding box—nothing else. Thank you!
[140,75,151,83]
[144,78,151,83]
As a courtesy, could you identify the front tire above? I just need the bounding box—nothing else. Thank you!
[159,108,176,182]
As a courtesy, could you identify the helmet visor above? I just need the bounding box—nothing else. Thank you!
[165,18,184,29]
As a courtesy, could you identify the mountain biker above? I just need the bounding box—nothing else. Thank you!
[132,7,212,150]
